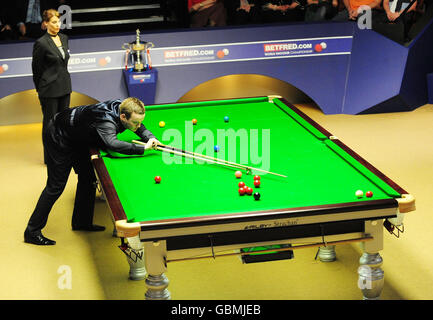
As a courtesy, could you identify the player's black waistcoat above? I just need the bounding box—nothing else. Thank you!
[52,99,125,149]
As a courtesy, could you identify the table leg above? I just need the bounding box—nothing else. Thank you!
[145,274,170,300]
[317,245,336,262]
[357,220,384,300]
[119,236,146,281]
[144,240,170,300]
[358,252,384,300]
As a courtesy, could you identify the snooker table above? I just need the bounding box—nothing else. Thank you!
[90,96,415,300]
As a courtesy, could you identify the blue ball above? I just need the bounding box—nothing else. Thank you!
[214,145,220,152]
[224,116,229,122]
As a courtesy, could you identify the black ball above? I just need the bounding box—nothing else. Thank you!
[253,192,261,200]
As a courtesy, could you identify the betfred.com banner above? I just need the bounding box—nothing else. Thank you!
[0,36,352,78]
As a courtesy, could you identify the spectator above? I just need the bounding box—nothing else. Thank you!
[332,0,382,21]
[373,0,418,42]
[408,0,433,40]
[261,0,306,23]
[225,0,262,25]
[305,0,339,21]
[166,0,191,28]
[383,0,417,21]
[13,1,58,39]
[0,20,15,41]
[188,0,227,27]
[1,20,16,42]
[1,3,17,41]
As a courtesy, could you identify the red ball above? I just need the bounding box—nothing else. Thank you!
[238,181,245,188]
[366,191,373,198]
[254,175,260,181]
[238,187,246,196]
[246,187,253,195]
[254,180,261,188]
[154,176,161,183]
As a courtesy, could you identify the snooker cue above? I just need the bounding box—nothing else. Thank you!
[133,140,245,171]
[159,144,287,178]
[132,140,287,178]
[160,144,287,178]
[159,144,288,178]
[157,145,262,172]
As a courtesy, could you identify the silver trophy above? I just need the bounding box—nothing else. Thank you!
[122,29,154,72]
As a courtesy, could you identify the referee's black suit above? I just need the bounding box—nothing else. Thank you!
[32,32,72,163]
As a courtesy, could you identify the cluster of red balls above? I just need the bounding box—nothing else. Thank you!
[238,175,261,200]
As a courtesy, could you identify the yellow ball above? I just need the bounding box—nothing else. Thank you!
[159,121,165,128]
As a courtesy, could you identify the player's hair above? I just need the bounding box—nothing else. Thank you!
[42,9,60,22]
[119,97,146,119]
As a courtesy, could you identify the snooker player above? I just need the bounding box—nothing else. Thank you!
[24,97,159,245]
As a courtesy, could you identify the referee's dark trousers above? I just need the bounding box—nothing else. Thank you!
[25,120,97,234]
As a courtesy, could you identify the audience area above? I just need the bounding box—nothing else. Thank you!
[0,0,432,45]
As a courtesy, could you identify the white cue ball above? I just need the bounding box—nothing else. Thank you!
[355,190,364,198]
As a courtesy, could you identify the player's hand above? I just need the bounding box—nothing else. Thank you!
[144,140,154,150]
[145,138,160,150]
